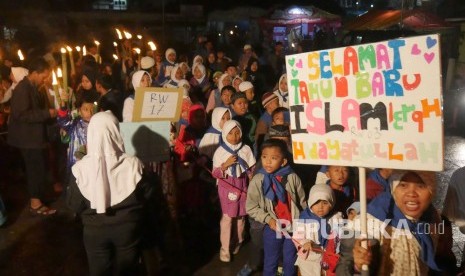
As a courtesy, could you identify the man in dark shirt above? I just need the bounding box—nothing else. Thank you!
[96,74,123,122]
[8,57,57,215]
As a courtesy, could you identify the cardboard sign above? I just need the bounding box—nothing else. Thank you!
[286,34,443,171]
[120,121,171,162]
[132,87,183,122]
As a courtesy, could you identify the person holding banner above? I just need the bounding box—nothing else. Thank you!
[336,170,456,275]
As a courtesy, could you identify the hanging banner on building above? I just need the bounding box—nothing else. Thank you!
[286,34,443,171]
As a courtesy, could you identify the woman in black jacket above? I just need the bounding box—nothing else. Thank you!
[67,111,153,276]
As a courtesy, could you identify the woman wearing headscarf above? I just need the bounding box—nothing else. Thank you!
[122,70,151,122]
[155,48,176,87]
[336,170,456,275]
[273,74,289,109]
[66,111,153,276]
[205,73,232,114]
[0,67,29,104]
[189,63,211,105]
[75,69,99,109]
[241,57,266,102]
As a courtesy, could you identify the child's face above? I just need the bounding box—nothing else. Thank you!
[347,209,357,221]
[81,75,93,90]
[175,67,183,80]
[326,166,349,187]
[311,200,331,218]
[181,63,189,74]
[140,74,151,87]
[227,66,238,78]
[233,78,242,90]
[245,88,255,101]
[221,89,233,106]
[193,67,203,79]
[250,61,258,72]
[79,102,95,122]
[232,98,248,116]
[272,111,285,125]
[217,51,224,59]
[261,146,287,174]
[207,53,215,63]
[167,53,176,63]
[226,126,241,145]
[222,76,232,87]
[219,111,231,129]
[265,98,279,114]
[191,109,206,129]
[279,76,288,92]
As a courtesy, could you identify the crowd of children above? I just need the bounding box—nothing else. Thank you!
[0,39,456,275]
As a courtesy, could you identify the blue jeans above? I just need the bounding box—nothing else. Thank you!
[263,225,297,276]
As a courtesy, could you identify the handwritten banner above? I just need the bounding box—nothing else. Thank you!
[120,121,171,162]
[286,34,443,171]
[132,87,183,122]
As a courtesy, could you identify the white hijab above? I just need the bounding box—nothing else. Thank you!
[72,111,143,213]
[218,73,231,92]
[212,120,255,177]
[1,67,29,103]
[192,63,206,84]
[192,55,203,68]
[131,70,151,90]
[273,74,289,108]
[199,107,231,159]
[165,48,176,64]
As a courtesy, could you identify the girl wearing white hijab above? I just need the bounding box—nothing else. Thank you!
[189,63,211,103]
[212,120,255,262]
[164,64,183,88]
[0,67,29,103]
[199,107,231,159]
[67,111,152,275]
[155,48,176,86]
[205,73,232,114]
[273,74,289,108]
[122,70,151,122]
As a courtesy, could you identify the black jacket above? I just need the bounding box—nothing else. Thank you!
[7,77,52,149]
[66,174,154,227]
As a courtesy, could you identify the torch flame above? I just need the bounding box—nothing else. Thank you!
[75,46,81,52]
[60,47,67,54]
[115,28,123,40]
[113,54,118,60]
[83,46,87,56]
[124,31,132,39]
[94,40,100,46]
[17,50,24,61]
[57,68,63,78]
[113,42,117,47]
[52,71,58,85]
[133,48,141,54]
[148,41,157,51]
[66,46,72,52]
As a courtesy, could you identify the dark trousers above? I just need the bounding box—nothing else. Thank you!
[20,148,47,200]
[83,222,141,276]
[248,218,264,270]
[263,225,297,276]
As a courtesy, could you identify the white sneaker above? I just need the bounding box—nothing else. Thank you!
[232,242,242,255]
[219,248,231,262]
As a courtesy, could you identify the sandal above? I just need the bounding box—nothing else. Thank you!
[29,205,57,216]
